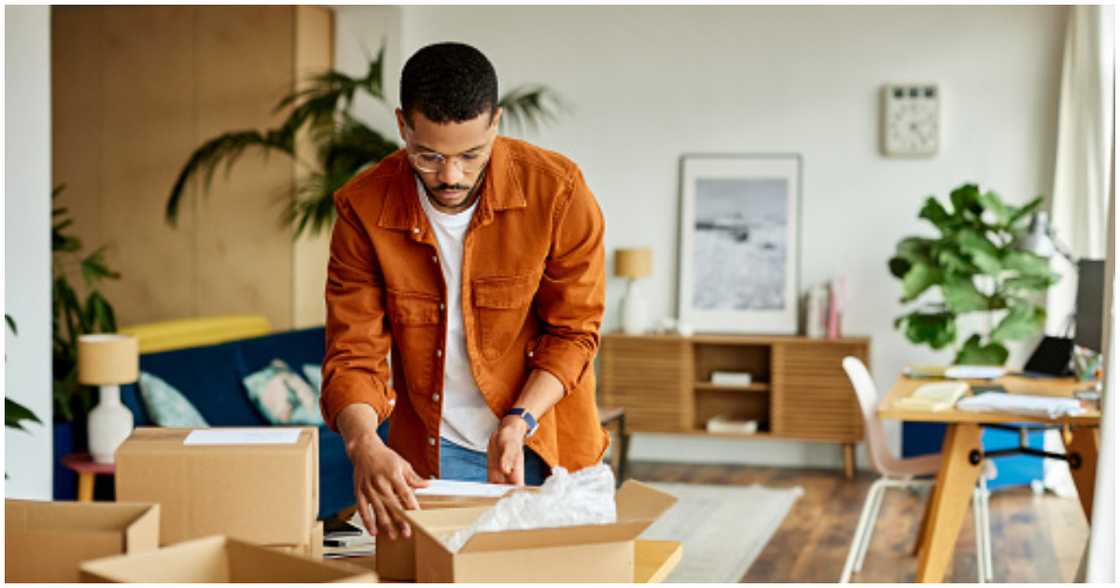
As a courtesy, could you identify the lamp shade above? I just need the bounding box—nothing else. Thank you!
[614,248,652,279]
[78,334,139,385]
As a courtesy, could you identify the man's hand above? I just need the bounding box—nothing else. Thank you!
[488,415,529,485]
[337,404,428,540]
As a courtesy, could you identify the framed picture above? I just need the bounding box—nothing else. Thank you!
[677,154,801,334]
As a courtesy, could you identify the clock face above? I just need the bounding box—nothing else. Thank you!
[882,84,939,157]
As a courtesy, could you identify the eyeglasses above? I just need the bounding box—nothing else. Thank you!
[406,149,490,174]
[403,124,495,174]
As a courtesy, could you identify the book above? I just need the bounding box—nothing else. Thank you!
[705,416,759,434]
[710,371,753,386]
[893,381,969,412]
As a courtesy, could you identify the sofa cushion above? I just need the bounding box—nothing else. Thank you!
[138,371,209,428]
[242,359,324,426]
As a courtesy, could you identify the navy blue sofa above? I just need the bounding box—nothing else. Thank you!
[119,326,388,519]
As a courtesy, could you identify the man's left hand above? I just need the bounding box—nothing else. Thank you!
[488,415,529,485]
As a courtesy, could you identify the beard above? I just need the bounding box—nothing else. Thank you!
[419,168,487,213]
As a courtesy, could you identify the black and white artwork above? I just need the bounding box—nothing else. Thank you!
[678,155,800,334]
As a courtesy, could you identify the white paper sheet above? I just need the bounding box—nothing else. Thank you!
[414,479,515,497]
[183,429,301,445]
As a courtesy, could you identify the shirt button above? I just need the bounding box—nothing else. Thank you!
[428,436,436,446]
[431,255,438,263]
[436,349,443,358]
[432,393,440,402]
[439,303,446,311]
[527,350,535,358]
[412,227,420,234]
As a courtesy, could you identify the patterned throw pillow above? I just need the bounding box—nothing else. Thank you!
[243,359,324,426]
[302,363,322,394]
[138,372,210,428]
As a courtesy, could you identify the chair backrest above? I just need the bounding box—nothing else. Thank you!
[842,356,896,476]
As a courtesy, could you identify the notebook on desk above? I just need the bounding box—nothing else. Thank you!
[893,381,969,412]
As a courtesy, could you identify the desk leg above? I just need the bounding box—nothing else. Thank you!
[916,423,982,583]
[912,488,934,556]
[1064,426,1099,522]
[617,412,629,483]
[77,472,95,502]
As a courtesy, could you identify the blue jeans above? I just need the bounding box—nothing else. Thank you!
[439,437,548,486]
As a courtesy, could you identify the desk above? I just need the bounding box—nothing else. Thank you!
[341,539,682,582]
[878,375,1100,583]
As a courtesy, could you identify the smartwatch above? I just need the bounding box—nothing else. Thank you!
[505,408,539,438]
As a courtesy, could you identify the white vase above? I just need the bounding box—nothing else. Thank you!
[88,384,134,464]
[622,279,648,335]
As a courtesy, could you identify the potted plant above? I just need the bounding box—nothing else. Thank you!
[889,183,1058,365]
[164,47,565,238]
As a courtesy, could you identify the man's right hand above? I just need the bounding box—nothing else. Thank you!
[337,404,429,540]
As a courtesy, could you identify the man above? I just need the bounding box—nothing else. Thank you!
[320,42,608,541]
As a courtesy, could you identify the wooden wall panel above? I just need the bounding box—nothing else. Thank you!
[194,6,295,329]
[97,6,198,324]
[52,6,334,331]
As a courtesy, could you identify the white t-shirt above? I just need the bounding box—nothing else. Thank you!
[416,178,499,452]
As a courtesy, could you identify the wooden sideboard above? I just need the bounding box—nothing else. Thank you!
[598,333,870,478]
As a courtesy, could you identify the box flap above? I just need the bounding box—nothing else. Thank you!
[615,480,678,523]
[124,503,160,553]
[80,535,375,582]
[459,521,653,553]
[6,499,159,532]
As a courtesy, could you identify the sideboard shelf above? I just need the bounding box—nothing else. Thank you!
[599,332,870,478]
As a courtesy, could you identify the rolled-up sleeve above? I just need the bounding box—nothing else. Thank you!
[320,189,395,431]
[529,169,606,395]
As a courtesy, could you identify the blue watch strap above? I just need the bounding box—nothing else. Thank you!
[506,408,538,438]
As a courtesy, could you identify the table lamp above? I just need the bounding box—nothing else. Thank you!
[615,247,652,335]
[78,334,139,463]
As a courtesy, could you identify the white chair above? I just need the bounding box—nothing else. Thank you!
[839,356,993,583]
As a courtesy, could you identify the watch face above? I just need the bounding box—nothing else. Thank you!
[883,84,939,157]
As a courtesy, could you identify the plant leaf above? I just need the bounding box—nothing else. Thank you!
[956,228,1002,275]
[5,397,42,431]
[950,183,982,216]
[990,305,1046,343]
[942,276,989,313]
[900,262,940,302]
[898,312,957,350]
[1002,250,1054,278]
[1007,196,1043,228]
[888,256,911,279]
[978,190,1010,226]
[954,334,1009,366]
[5,314,16,336]
[918,197,952,229]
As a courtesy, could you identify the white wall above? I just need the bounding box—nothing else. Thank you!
[335,5,1068,468]
[4,5,54,497]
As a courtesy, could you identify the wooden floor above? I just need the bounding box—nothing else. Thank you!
[628,461,1089,583]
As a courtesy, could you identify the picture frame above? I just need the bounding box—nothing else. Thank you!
[677,154,802,334]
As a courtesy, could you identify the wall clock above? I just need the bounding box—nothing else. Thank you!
[881,83,940,157]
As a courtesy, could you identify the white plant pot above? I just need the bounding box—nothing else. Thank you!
[88,384,134,464]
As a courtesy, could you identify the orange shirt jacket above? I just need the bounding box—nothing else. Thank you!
[320,137,609,478]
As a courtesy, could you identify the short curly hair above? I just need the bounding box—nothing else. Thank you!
[400,42,499,126]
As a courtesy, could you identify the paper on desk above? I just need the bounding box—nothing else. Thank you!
[183,429,301,445]
[956,392,1086,419]
[415,479,515,497]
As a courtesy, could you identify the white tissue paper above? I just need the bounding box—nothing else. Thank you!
[444,463,617,553]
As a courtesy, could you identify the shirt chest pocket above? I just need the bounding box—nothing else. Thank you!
[386,290,442,326]
[472,273,537,361]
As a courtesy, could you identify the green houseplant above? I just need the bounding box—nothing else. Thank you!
[889,183,1058,366]
[52,184,121,422]
[164,47,565,239]
[5,315,43,433]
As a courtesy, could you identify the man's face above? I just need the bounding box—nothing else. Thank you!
[396,107,501,213]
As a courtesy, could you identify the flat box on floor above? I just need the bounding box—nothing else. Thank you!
[78,535,376,583]
[115,427,318,546]
[5,500,160,582]
[404,480,677,583]
[376,494,505,580]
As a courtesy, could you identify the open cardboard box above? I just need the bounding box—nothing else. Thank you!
[265,520,324,560]
[5,500,160,582]
[376,493,509,580]
[78,535,376,583]
[403,480,677,583]
[115,427,318,546]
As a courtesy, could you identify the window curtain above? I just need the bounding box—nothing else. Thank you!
[1042,4,1114,502]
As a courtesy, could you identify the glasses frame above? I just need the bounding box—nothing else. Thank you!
[403,124,498,175]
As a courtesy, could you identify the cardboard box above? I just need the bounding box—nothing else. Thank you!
[404,480,677,583]
[265,520,324,560]
[5,500,160,582]
[115,427,318,546]
[377,494,504,581]
[78,535,376,583]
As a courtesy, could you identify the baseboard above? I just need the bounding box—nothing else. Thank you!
[621,433,871,470]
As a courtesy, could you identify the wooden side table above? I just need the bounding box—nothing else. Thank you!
[62,452,116,502]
